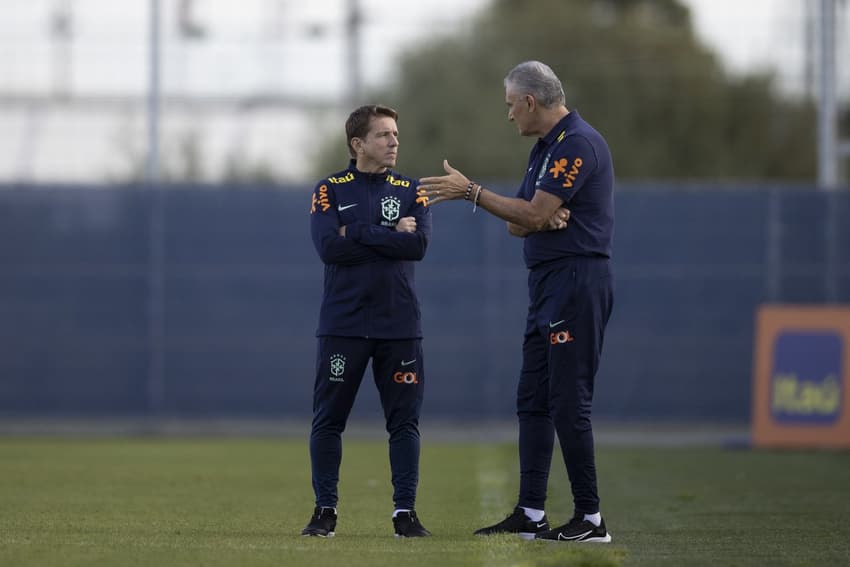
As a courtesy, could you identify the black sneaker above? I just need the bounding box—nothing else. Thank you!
[473,507,550,540]
[535,514,611,543]
[301,506,337,537]
[393,510,431,537]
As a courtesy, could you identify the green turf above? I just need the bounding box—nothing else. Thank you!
[1,438,848,566]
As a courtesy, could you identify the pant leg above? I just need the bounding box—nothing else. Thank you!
[372,339,424,510]
[309,336,372,508]
[546,259,613,515]
[516,274,556,511]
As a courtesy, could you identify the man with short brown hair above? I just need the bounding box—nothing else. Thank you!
[302,104,432,538]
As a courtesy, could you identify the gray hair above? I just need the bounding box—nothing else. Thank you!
[504,61,565,108]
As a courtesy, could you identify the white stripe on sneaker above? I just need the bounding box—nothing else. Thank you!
[558,530,592,541]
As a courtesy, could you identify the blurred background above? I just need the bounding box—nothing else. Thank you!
[1,0,848,434]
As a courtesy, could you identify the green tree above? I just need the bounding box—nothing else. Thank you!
[314,0,819,183]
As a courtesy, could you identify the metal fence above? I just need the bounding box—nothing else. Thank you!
[1,184,848,423]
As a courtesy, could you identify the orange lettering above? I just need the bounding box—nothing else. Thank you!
[550,331,575,344]
[314,184,331,212]
[562,158,583,189]
[393,371,418,384]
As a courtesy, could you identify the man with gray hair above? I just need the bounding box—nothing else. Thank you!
[419,61,615,543]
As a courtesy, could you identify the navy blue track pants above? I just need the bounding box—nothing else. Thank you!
[309,336,424,510]
[516,256,613,515]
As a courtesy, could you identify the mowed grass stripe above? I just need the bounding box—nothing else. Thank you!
[0,438,847,566]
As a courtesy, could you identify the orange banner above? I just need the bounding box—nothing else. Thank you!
[752,305,850,448]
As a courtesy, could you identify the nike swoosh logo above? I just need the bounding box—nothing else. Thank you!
[549,320,565,328]
[338,203,358,211]
[401,359,416,366]
[536,523,547,528]
[558,530,592,541]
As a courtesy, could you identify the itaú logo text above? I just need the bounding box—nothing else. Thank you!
[386,174,410,187]
[550,330,575,344]
[393,371,418,384]
[772,373,840,417]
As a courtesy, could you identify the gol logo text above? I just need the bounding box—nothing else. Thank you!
[550,330,575,344]
[393,371,418,384]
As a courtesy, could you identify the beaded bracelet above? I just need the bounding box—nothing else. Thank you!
[464,181,475,201]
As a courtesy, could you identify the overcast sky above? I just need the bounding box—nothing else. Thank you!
[1,0,845,98]
[0,0,847,182]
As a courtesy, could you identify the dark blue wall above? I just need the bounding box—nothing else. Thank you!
[1,185,848,422]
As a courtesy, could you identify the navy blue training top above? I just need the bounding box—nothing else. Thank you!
[516,110,614,269]
[310,160,432,339]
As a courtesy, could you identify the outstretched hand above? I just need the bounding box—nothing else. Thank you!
[418,160,470,206]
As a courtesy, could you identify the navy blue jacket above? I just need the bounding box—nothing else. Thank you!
[310,160,432,339]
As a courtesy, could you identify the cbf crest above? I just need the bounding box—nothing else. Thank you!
[380,196,401,226]
[329,353,346,382]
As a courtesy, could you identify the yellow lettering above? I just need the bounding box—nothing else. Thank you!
[771,373,841,415]
[328,172,355,184]
[386,175,410,187]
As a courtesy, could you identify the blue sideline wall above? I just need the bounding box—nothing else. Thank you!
[1,185,848,422]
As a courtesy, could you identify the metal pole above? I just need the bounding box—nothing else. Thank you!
[147,0,161,183]
[765,190,782,302]
[804,0,817,101]
[50,0,73,100]
[147,0,164,416]
[825,191,839,302]
[345,0,362,107]
[817,0,837,190]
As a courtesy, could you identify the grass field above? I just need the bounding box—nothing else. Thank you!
[1,437,848,566]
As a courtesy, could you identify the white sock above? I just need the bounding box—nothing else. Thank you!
[393,509,411,518]
[520,507,545,522]
[584,512,601,527]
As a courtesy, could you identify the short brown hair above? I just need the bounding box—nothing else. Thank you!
[345,104,399,157]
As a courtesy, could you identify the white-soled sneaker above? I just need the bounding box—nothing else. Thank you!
[535,514,611,543]
[474,507,550,540]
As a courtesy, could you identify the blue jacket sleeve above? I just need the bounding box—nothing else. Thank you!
[310,182,382,265]
[346,187,431,261]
